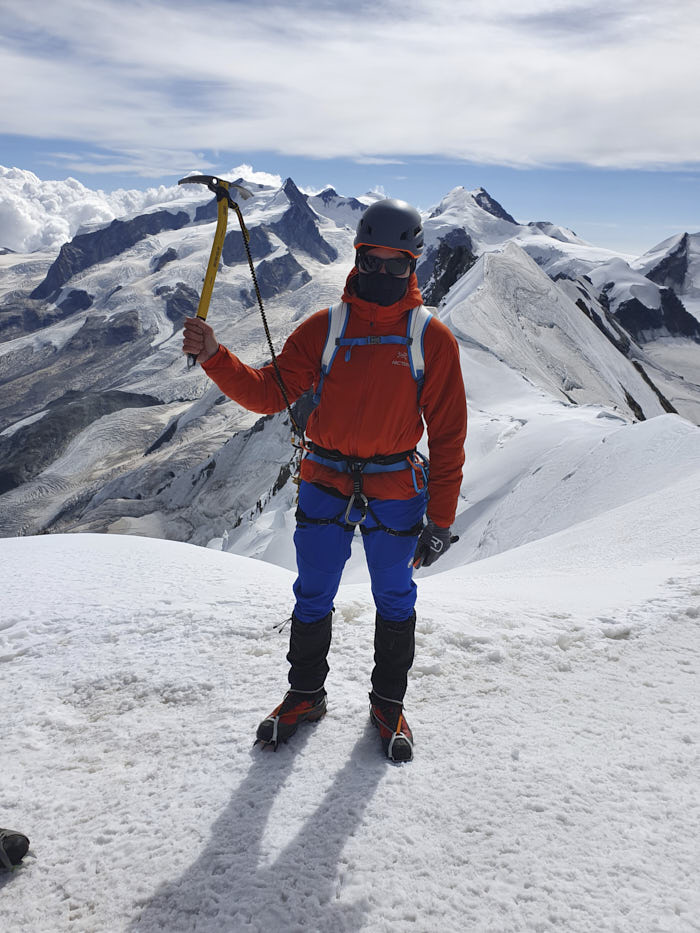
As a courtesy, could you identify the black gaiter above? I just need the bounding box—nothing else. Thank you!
[356,272,409,307]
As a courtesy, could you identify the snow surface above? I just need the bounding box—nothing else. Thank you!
[2,479,699,933]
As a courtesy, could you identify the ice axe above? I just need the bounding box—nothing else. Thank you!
[178,174,253,368]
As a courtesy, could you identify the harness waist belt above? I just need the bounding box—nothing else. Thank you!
[305,444,415,474]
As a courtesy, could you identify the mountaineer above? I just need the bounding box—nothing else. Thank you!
[183,198,467,761]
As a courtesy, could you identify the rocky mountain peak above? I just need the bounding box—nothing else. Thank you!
[472,188,518,225]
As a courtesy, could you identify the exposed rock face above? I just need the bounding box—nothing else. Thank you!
[554,275,631,355]
[417,228,477,305]
[31,209,191,301]
[611,287,700,342]
[244,252,312,302]
[65,309,145,351]
[222,226,274,265]
[194,198,220,223]
[0,293,74,342]
[268,178,338,264]
[316,187,363,209]
[0,309,160,432]
[58,289,93,315]
[152,247,178,272]
[644,233,690,291]
[0,389,160,494]
[155,282,200,325]
[472,188,518,225]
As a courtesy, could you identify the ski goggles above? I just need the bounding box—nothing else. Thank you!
[356,249,413,277]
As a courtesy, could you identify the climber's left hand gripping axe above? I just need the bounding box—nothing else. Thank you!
[178,174,253,368]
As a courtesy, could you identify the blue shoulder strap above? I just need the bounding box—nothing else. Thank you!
[406,305,433,392]
[313,302,433,407]
[312,303,349,406]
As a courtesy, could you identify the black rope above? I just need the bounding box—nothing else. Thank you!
[231,200,304,440]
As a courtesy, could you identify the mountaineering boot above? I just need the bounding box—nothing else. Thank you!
[287,611,333,692]
[255,611,332,749]
[255,688,327,749]
[0,829,30,870]
[370,611,416,703]
[369,691,414,762]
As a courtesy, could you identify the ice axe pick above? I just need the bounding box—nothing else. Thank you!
[178,174,253,368]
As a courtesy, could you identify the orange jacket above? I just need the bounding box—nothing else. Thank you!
[202,271,467,526]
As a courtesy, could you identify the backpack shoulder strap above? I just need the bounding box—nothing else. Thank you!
[321,302,350,373]
[406,305,433,385]
[313,303,350,406]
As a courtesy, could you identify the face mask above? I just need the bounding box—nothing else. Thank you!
[356,271,409,306]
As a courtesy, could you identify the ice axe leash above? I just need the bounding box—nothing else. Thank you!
[178,174,303,441]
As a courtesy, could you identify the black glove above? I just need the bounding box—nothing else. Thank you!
[412,521,456,569]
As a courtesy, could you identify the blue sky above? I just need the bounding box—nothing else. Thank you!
[2,0,699,256]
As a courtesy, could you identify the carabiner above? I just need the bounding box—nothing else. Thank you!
[344,493,369,526]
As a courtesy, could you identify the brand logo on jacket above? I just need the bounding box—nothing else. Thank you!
[392,349,410,368]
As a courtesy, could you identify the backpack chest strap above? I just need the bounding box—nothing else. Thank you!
[336,334,411,361]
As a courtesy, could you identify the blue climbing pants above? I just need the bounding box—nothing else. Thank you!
[292,481,427,624]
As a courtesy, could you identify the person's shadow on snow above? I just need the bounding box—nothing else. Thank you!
[129,724,386,932]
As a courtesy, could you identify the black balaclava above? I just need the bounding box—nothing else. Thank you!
[355,270,410,307]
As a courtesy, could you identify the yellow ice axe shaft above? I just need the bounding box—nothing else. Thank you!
[178,174,253,368]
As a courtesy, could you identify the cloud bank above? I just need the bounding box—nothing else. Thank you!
[0,164,281,252]
[2,0,699,179]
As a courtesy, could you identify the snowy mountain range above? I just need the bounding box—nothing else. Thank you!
[0,167,699,563]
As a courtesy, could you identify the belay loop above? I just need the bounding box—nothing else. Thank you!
[344,461,369,526]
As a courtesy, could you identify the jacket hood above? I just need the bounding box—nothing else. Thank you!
[341,268,424,324]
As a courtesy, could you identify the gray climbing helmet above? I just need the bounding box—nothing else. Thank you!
[354,199,424,257]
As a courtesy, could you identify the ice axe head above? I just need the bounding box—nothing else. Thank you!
[178,174,253,204]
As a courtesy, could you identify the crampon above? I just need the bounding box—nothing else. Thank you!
[254,689,327,750]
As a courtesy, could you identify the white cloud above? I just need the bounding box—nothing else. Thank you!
[0,166,198,251]
[228,164,283,188]
[1,0,699,172]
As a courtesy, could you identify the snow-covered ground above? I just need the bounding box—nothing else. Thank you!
[2,472,699,933]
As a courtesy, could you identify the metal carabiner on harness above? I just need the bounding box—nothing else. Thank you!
[343,461,369,526]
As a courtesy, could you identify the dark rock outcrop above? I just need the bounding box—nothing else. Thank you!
[31,209,191,301]
[472,188,518,225]
[0,293,74,342]
[152,247,178,272]
[194,178,337,266]
[555,275,632,354]
[0,389,160,494]
[417,228,477,305]
[58,289,93,314]
[155,282,200,325]
[644,234,690,292]
[65,309,144,352]
[314,187,366,212]
[269,178,338,264]
[243,252,312,302]
[611,287,700,342]
[194,197,220,223]
[222,225,274,265]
